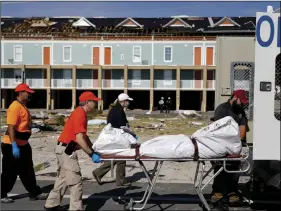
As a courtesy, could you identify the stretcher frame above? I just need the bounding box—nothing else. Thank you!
[100,146,251,211]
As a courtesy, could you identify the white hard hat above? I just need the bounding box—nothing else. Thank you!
[168,97,170,99]
[161,97,164,99]
[118,93,133,101]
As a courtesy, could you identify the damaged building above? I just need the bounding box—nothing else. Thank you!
[0,16,256,111]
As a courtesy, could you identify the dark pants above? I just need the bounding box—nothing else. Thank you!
[212,161,241,196]
[93,160,126,185]
[159,105,164,113]
[1,143,42,198]
[166,106,171,114]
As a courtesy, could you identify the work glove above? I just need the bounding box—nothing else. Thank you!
[12,141,20,158]
[91,153,101,163]
[135,135,139,141]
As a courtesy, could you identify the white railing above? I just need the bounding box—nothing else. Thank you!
[102,79,124,89]
[128,79,150,89]
[1,79,22,88]
[76,79,95,89]
[154,80,177,89]
[26,79,45,88]
[51,79,73,88]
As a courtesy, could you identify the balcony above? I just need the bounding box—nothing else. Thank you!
[128,79,150,89]
[26,79,46,89]
[76,79,98,89]
[51,79,73,89]
[1,79,22,88]
[102,79,124,89]
[207,80,216,90]
[154,79,176,89]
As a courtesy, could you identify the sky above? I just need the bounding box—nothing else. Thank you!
[0,1,280,17]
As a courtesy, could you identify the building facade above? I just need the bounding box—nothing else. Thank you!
[0,16,256,111]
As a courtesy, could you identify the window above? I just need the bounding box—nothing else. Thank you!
[275,53,280,121]
[14,46,22,62]
[133,46,141,62]
[164,46,172,62]
[63,46,72,62]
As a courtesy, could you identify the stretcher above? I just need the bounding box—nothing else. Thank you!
[100,145,251,211]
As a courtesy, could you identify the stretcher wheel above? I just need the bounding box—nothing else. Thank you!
[123,201,134,211]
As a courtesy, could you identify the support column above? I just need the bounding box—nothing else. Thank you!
[149,66,154,111]
[21,65,25,83]
[1,89,7,109]
[98,66,103,110]
[124,65,128,94]
[176,66,180,111]
[72,65,77,109]
[46,65,51,110]
[51,90,55,110]
[201,66,207,112]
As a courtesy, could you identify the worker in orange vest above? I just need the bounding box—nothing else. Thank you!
[1,83,49,203]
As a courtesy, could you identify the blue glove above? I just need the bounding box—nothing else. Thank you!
[91,153,101,163]
[135,135,139,141]
[12,142,20,158]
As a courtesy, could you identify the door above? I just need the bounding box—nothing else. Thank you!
[104,47,111,65]
[194,47,202,66]
[206,47,214,66]
[43,47,51,65]
[92,47,100,65]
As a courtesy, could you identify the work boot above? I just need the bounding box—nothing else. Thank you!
[44,205,67,211]
[228,192,244,207]
[1,197,14,203]
[210,192,224,204]
[92,171,103,185]
[116,179,131,187]
[30,192,49,201]
[210,201,229,211]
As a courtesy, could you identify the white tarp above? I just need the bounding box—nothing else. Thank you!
[92,116,242,158]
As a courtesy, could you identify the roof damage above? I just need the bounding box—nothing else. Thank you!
[0,16,257,37]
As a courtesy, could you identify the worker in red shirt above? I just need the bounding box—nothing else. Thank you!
[44,91,101,211]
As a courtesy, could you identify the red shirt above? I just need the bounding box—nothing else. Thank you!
[58,106,87,144]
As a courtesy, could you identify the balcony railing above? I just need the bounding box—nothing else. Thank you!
[51,79,73,88]
[154,79,176,89]
[26,79,46,88]
[1,79,22,88]
[102,79,124,89]
[76,79,98,89]
[128,79,150,89]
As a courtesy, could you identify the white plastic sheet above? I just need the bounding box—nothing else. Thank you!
[93,116,242,159]
[92,123,137,156]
